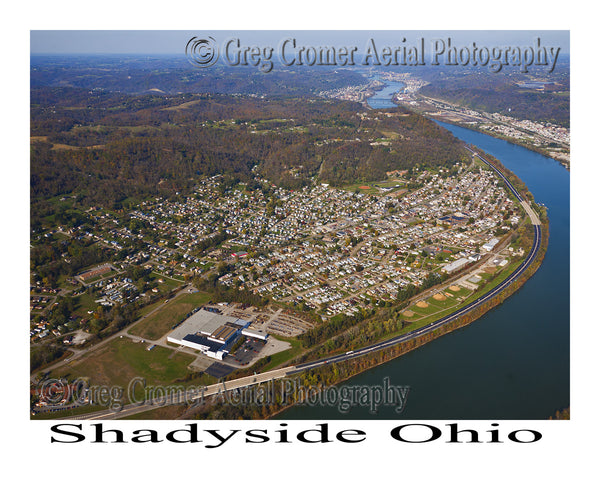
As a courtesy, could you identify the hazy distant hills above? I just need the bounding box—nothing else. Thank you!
[30,55,368,96]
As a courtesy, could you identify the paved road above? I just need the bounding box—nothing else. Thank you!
[49,146,542,420]
[57,366,297,420]
[296,147,542,371]
[296,222,541,372]
[31,284,194,381]
[466,145,541,225]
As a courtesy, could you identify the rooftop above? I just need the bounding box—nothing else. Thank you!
[167,309,249,343]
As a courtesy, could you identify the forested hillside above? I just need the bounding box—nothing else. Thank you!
[31,88,467,212]
[419,70,570,127]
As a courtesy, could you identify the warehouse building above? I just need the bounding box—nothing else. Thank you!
[167,309,267,360]
[482,237,500,252]
[241,328,269,341]
[441,257,472,274]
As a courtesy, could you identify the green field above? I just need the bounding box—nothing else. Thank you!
[128,291,211,340]
[412,301,442,315]
[427,294,459,309]
[49,337,198,387]
[150,272,183,294]
[402,310,423,321]
[72,292,100,316]
[392,260,524,338]
[36,336,217,419]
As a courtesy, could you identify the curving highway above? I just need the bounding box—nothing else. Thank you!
[295,222,540,371]
[50,146,542,420]
[465,146,524,201]
[294,146,542,372]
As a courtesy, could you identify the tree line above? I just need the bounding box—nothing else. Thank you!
[32,91,469,217]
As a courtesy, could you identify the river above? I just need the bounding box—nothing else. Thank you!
[277,81,570,420]
[365,79,405,109]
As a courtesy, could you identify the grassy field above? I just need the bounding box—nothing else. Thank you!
[136,298,165,319]
[162,99,203,111]
[392,258,525,337]
[150,272,184,294]
[35,336,218,420]
[49,337,197,387]
[427,295,459,309]
[402,310,423,321]
[151,272,184,286]
[412,301,442,315]
[467,258,522,299]
[128,291,211,340]
[72,292,100,316]
[379,130,401,139]
[444,285,472,298]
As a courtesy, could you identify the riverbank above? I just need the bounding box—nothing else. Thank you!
[273,234,546,419]
[365,78,406,109]
[271,191,548,418]
[179,146,550,420]
[112,127,555,421]
[426,117,570,171]
[388,86,570,170]
[278,116,568,420]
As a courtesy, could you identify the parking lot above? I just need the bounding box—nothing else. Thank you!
[204,362,236,379]
[229,337,267,367]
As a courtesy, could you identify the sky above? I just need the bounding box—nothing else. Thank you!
[30,30,570,55]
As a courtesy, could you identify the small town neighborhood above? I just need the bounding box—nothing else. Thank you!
[31,156,527,343]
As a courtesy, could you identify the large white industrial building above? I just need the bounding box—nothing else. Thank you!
[482,237,500,252]
[167,309,267,360]
[441,257,472,274]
